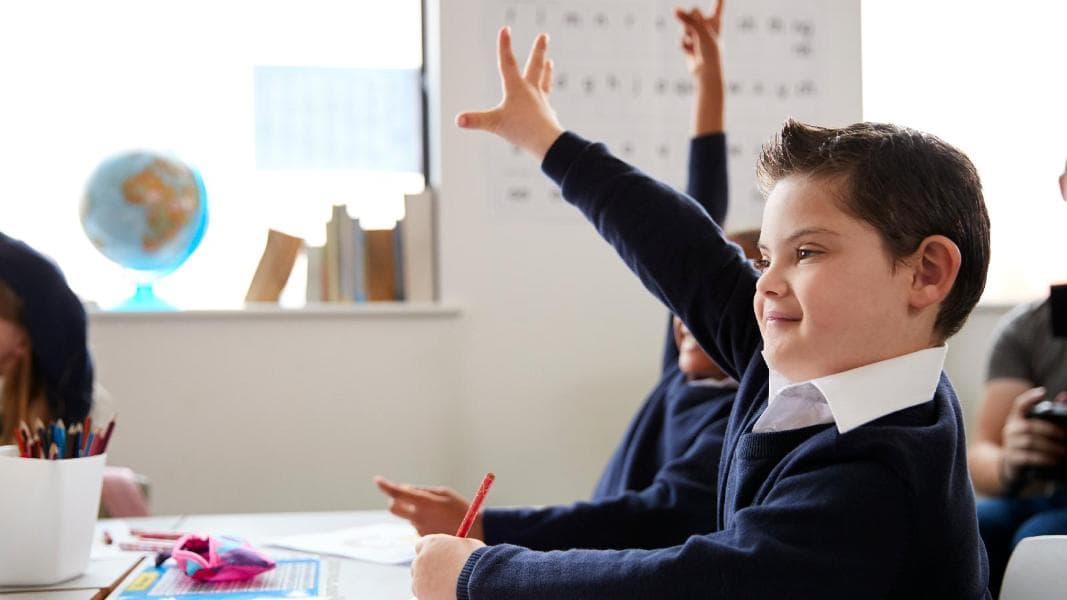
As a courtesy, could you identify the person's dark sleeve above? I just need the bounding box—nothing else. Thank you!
[481,417,725,551]
[542,132,760,381]
[661,133,729,372]
[660,315,679,373]
[686,133,728,225]
[457,461,912,600]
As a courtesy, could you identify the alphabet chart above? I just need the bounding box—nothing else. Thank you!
[482,0,861,227]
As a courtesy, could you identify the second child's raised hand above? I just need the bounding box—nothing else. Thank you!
[455,27,564,161]
[373,476,485,539]
[677,2,724,82]
[676,4,725,136]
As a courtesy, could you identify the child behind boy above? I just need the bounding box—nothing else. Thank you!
[377,4,754,552]
[410,9,991,599]
[0,231,94,444]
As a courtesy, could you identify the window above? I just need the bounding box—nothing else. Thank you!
[0,0,424,309]
[862,0,1067,304]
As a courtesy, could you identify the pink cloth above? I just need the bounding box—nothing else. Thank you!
[101,466,149,517]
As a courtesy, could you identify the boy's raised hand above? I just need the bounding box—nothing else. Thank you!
[456,27,564,160]
[373,476,484,539]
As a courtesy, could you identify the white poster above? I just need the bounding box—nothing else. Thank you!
[483,0,861,228]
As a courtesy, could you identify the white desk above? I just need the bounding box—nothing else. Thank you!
[105,511,412,599]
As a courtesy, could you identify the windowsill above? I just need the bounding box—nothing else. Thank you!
[87,302,461,321]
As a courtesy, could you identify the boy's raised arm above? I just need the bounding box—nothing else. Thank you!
[458,24,760,381]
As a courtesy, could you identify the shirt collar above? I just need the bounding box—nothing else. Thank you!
[765,345,947,434]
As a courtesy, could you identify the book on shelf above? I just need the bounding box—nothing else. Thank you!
[324,205,342,302]
[246,229,304,303]
[364,227,399,301]
[399,189,436,302]
[307,189,437,305]
[305,244,325,303]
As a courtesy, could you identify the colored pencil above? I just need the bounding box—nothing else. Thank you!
[130,529,188,541]
[97,417,117,455]
[83,430,95,458]
[455,472,495,538]
[13,427,27,458]
[118,540,175,553]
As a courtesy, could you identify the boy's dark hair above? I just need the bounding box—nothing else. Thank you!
[756,119,990,340]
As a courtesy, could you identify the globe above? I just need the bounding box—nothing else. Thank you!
[80,151,208,310]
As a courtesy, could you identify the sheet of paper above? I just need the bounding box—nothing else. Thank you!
[266,522,418,565]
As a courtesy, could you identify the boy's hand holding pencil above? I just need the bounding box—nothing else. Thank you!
[409,473,494,600]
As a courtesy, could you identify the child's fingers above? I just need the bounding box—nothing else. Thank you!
[1010,387,1048,419]
[374,475,404,497]
[455,109,499,131]
[412,484,455,496]
[376,476,437,502]
[522,33,549,87]
[711,0,725,26]
[388,498,416,519]
[540,58,554,94]
[496,26,522,88]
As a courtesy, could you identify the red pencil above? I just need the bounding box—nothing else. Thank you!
[130,529,187,540]
[97,417,117,455]
[455,472,495,538]
[13,427,27,458]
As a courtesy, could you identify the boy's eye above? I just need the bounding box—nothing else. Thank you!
[751,258,770,273]
[796,248,820,261]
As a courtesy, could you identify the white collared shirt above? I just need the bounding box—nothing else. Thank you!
[753,346,947,434]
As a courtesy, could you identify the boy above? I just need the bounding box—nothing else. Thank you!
[377,3,752,552]
[410,8,991,600]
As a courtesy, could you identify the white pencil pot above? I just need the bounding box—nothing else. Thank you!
[0,444,106,585]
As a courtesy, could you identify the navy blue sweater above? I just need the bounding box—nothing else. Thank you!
[482,134,733,551]
[457,133,990,599]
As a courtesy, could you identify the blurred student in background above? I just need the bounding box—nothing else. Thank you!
[0,231,97,444]
[968,157,1067,596]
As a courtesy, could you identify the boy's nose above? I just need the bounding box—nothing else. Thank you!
[755,266,787,297]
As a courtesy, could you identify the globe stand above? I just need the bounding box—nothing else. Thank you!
[115,282,175,312]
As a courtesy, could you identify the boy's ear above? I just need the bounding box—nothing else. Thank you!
[1059,174,1066,203]
[908,235,962,310]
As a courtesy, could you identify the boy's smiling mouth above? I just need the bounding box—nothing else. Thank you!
[763,311,801,326]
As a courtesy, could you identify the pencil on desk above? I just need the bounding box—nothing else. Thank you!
[130,529,187,541]
[48,442,58,460]
[455,472,495,538]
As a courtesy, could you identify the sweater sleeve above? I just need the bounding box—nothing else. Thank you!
[481,416,725,551]
[458,459,912,599]
[542,132,760,381]
[686,133,728,225]
[662,133,729,372]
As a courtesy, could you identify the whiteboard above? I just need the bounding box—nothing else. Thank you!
[481,0,862,229]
